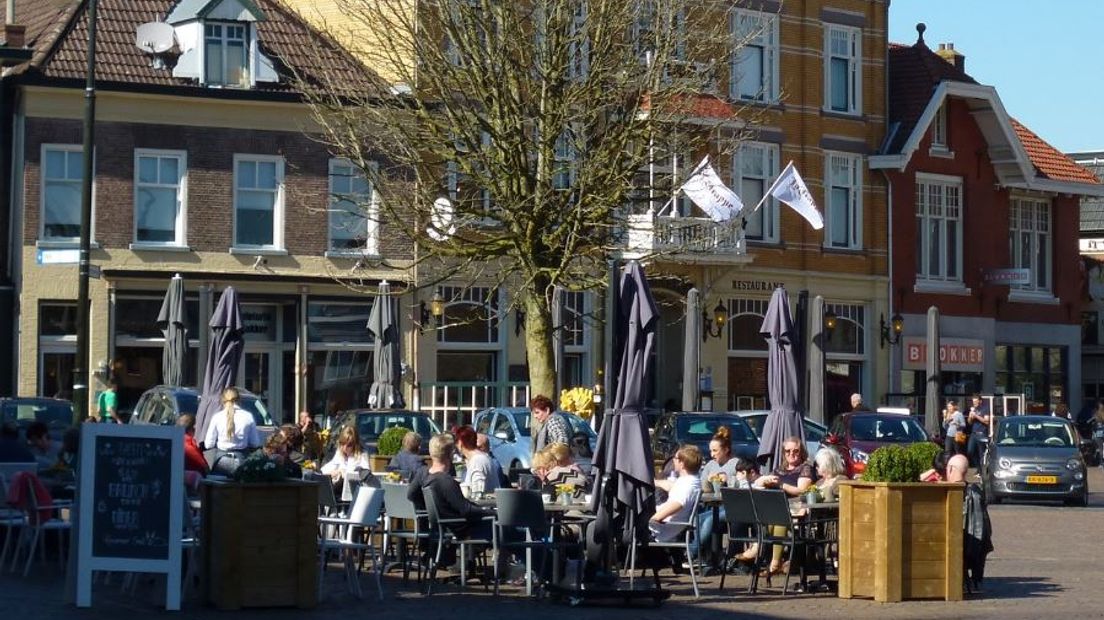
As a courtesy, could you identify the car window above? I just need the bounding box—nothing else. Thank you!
[0,401,73,433]
[997,419,1074,447]
[742,415,766,438]
[510,412,532,437]
[675,416,755,442]
[566,414,596,439]
[475,413,493,435]
[175,392,199,415]
[356,413,433,440]
[493,414,515,441]
[850,416,927,442]
[829,417,844,437]
[803,420,825,443]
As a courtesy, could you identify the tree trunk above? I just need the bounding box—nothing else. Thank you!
[523,289,556,401]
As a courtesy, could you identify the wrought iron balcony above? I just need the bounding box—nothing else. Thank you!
[622,213,750,264]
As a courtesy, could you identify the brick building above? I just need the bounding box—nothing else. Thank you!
[871,29,1103,414]
[1,0,411,420]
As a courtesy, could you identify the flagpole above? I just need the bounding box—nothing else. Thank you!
[663,156,712,217]
[750,160,794,214]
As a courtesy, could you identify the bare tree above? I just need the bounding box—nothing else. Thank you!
[297,0,765,398]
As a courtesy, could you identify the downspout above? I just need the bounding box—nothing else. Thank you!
[880,4,895,395]
[8,87,23,395]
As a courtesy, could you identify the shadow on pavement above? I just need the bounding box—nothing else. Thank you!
[979,576,1061,600]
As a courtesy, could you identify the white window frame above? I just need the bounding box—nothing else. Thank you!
[567,1,589,81]
[232,154,285,252]
[327,158,379,256]
[132,149,188,248]
[40,144,93,245]
[730,9,779,103]
[553,130,577,191]
[915,173,963,284]
[823,23,862,115]
[930,101,950,154]
[732,141,780,243]
[203,21,250,87]
[1010,196,1052,294]
[824,151,862,250]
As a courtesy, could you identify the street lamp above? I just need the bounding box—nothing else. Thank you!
[879,312,904,348]
[419,289,446,333]
[824,308,838,336]
[701,301,729,341]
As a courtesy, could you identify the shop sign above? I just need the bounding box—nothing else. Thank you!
[731,279,785,292]
[241,306,276,340]
[982,268,1030,285]
[902,337,985,372]
[1080,238,1104,253]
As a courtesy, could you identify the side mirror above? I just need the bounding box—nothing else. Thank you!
[493,430,510,441]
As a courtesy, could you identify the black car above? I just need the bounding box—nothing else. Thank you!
[0,397,74,440]
[322,409,442,457]
[650,411,759,467]
[129,385,274,428]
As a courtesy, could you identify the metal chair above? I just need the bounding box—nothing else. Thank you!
[422,485,491,595]
[9,471,70,576]
[648,489,703,598]
[318,486,386,600]
[749,489,800,595]
[492,489,558,597]
[0,473,28,569]
[381,482,428,584]
[718,487,760,593]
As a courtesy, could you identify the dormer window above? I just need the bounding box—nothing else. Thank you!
[204,22,249,87]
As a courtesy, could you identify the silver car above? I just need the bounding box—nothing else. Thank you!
[982,415,1089,506]
[735,410,827,459]
[473,407,597,479]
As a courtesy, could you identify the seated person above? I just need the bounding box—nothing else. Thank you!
[757,437,814,497]
[178,414,209,476]
[455,425,498,495]
[322,425,372,499]
[812,447,847,500]
[0,422,34,463]
[409,433,492,540]
[25,421,61,470]
[540,443,590,499]
[920,452,968,483]
[649,444,702,542]
[389,431,426,482]
[475,433,510,488]
[278,424,308,465]
[945,454,968,483]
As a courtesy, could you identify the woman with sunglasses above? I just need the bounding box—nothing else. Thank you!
[758,437,813,497]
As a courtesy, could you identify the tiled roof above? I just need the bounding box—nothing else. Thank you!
[1010,118,1099,185]
[1,0,74,49]
[885,40,975,154]
[13,0,377,96]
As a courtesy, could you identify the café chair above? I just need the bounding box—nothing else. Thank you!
[422,486,491,595]
[0,473,28,568]
[491,489,558,597]
[7,471,71,576]
[749,489,800,595]
[647,489,703,598]
[718,487,760,594]
[318,486,385,600]
[380,482,429,584]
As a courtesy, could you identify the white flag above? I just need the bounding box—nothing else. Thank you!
[759,161,824,230]
[678,156,744,223]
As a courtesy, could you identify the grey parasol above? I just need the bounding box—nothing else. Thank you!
[925,306,942,432]
[194,286,244,445]
[681,288,701,411]
[587,261,658,564]
[156,274,188,387]
[367,280,405,409]
[756,287,806,471]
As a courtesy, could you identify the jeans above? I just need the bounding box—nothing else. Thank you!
[689,506,724,560]
[967,432,987,468]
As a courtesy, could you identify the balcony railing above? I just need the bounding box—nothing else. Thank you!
[416,381,531,429]
[623,213,749,263]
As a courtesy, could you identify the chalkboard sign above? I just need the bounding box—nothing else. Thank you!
[77,424,183,610]
[91,434,173,559]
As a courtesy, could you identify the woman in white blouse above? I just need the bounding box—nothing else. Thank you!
[204,387,262,475]
[321,425,371,480]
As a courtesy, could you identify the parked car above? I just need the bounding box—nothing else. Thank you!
[823,411,933,477]
[0,397,74,441]
[650,411,759,469]
[735,410,827,459]
[323,409,442,459]
[473,407,598,479]
[129,385,274,429]
[981,415,1089,506]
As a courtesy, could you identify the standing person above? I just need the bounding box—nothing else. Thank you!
[1051,401,1072,421]
[850,393,871,412]
[178,414,209,476]
[531,394,570,453]
[204,387,262,476]
[93,379,119,423]
[966,394,991,468]
[943,399,966,456]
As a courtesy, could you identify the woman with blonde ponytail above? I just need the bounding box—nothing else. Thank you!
[204,387,262,476]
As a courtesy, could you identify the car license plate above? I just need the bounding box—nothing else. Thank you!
[1025,475,1057,484]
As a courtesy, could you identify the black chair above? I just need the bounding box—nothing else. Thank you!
[647,489,703,598]
[421,485,491,595]
[749,489,800,595]
[381,482,429,584]
[718,487,760,593]
[492,489,560,597]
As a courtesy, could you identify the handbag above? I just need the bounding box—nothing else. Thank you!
[955,431,968,444]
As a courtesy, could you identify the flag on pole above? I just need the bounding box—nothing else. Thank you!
[753,160,824,230]
[678,156,744,223]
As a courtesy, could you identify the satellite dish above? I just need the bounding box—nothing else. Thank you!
[135,22,176,55]
[427,197,456,241]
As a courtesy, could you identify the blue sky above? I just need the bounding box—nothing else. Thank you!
[887,0,1104,154]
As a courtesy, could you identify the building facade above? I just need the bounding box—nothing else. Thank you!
[4,0,412,421]
[1071,151,1104,417]
[872,32,1103,415]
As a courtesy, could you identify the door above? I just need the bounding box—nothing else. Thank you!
[242,350,281,422]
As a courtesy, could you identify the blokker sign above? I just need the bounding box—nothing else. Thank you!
[902,337,985,372]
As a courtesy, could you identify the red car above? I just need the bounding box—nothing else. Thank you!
[821,412,933,477]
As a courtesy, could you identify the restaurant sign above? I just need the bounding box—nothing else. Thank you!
[902,337,985,372]
[982,268,1030,285]
[731,279,785,292]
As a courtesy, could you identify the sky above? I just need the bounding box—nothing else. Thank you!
[887,0,1104,155]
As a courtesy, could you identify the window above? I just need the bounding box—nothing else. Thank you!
[233,155,284,250]
[41,145,84,242]
[307,301,374,414]
[824,152,862,249]
[435,286,502,385]
[133,150,186,246]
[731,9,779,102]
[915,174,962,283]
[447,132,492,215]
[560,291,590,387]
[553,131,576,191]
[824,24,861,114]
[931,102,948,151]
[727,297,770,351]
[328,159,377,255]
[733,142,780,243]
[205,22,249,87]
[634,1,686,64]
[824,302,865,356]
[567,1,589,80]
[39,302,77,399]
[1010,197,1052,293]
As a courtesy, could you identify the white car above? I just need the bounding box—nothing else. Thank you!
[734,410,827,459]
[473,407,597,479]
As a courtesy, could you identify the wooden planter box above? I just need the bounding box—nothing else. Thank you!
[838,481,965,602]
[370,454,392,472]
[201,480,318,610]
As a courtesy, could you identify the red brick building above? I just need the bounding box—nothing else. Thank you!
[870,28,1104,413]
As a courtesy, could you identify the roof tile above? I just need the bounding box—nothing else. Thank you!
[1010,118,1100,185]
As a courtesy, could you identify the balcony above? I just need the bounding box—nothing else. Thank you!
[622,213,751,265]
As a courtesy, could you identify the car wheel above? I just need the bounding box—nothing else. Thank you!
[1068,491,1089,508]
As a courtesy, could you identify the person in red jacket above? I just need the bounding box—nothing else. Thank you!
[178,414,209,476]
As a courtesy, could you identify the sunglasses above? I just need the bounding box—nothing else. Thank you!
[783,448,802,454]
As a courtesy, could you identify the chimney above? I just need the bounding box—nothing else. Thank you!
[935,41,965,72]
[4,0,24,49]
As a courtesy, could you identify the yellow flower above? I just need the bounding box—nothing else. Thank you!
[559,386,595,420]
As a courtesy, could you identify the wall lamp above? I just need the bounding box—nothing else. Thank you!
[701,301,729,341]
[879,312,904,348]
[419,290,445,333]
[515,307,526,337]
[824,308,838,337]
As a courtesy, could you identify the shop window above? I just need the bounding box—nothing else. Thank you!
[307,301,375,415]
[39,302,77,399]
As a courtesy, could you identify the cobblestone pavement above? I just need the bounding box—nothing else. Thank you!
[4,467,1101,619]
